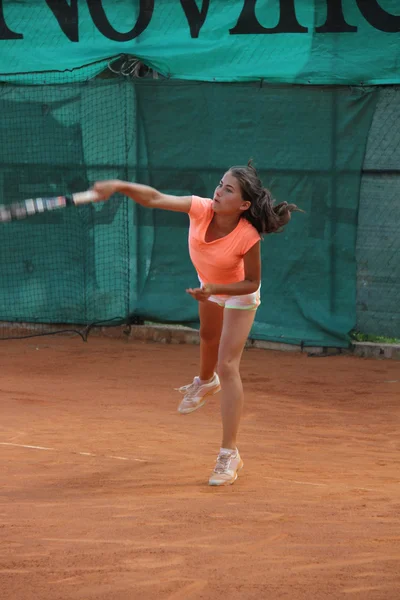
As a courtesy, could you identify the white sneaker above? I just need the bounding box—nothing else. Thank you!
[209,448,243,486]
[176,373,221,414]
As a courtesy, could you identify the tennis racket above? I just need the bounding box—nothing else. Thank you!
[0,190,100,222]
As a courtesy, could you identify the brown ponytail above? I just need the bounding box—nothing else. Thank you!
[229,161,303,235]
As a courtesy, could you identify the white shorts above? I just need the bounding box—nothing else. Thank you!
[199,278,261,311]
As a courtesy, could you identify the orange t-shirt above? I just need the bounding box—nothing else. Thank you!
[188,195,261,285]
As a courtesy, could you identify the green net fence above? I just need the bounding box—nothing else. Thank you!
[356,87,400,340]
[2,73,394,348]
[0,81,133,334]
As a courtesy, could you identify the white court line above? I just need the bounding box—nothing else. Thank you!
[0,442,54,451]
[107,455,147,463]
[0,442,146,463]
[0,444,385,488]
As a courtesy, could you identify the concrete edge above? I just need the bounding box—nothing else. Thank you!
[1,322,399,360]
[351,341,400,360]
[94,324,400,360]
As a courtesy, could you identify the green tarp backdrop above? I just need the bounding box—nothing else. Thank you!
[0,1,399,84]
[0,79,378,346]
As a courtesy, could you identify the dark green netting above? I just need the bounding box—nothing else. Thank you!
[356,88,400,339]
[0,82,133,324]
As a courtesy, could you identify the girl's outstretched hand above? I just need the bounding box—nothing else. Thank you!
[186,284,214,302]
[92,180,121,201]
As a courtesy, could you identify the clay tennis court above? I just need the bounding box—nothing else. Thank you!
[1,335,399,599]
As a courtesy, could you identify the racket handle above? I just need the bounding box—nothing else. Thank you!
[72,190,100,205]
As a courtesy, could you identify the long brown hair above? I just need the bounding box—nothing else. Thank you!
[229,160,303,234]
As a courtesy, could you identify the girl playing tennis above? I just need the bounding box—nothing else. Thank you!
[92,162,300,486]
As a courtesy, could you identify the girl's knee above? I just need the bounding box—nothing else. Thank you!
[217,357,239,379]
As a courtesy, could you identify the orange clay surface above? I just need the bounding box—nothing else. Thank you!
[1,336,399,599]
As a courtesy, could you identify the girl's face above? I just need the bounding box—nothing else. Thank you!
[212,171,251,215]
